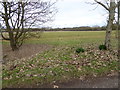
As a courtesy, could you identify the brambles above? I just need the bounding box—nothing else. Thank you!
[99,45,107,50]
[76,48,85,53]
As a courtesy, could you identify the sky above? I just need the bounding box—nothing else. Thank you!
[45,0,109,28]
[0,0,109,28]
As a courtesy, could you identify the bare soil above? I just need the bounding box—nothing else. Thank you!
[37,73,118,88]
[57,74,118,88]
[2,44,53,63]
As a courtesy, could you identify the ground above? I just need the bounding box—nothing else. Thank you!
[3,44,53,63]
[39,73,118,88]
[2,31,119,88]
[58,74,118,88]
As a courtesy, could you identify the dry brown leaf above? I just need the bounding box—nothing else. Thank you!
[53,85,59,88]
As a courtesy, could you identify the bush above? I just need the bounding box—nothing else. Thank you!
[76,48,85,53]
[99,45,107,50]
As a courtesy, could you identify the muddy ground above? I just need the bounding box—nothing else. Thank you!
[2,44,53,63]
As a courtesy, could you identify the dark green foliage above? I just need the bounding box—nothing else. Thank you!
[99,45,107,50]
[76,48,85,53]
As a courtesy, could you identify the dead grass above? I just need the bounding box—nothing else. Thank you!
[2,44,53,63]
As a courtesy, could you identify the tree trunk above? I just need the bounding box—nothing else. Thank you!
[10,43,18,51]
[115,24,118,39]
[104,17,112,50]
[104,1,115,50]
[10,38,19,51]
[3,2,19,51]
[118,1,120,60]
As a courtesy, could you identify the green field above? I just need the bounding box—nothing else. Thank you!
[23,31,116,47]
[3,31,117,47]
[2,31,118,88]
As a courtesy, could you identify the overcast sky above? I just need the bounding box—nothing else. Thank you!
[45,0,108,28]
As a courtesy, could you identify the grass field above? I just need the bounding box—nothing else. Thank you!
[2,31,118,88]
[25,31,117,47]
[26,31,106,45]
[3,31,117,47]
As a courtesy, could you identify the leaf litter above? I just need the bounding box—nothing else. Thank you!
[2,44,119,88]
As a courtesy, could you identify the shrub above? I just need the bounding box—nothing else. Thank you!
[99,45,107,50]
[76,47,85,53]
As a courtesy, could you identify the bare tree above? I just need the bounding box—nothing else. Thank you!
[94,0,117,50]
[0,0,57,51]
[118,1,120,60]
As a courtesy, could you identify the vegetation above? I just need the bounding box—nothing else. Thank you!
[94,0,117,50]
[1,0,119,88]
[2,46,118,88]
[2,31,118,88]
[0,1,57,51]
[76,48,85,53]
[99,45,107,50]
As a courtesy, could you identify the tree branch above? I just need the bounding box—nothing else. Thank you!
[0,30,10,40]
[94,0,110,12]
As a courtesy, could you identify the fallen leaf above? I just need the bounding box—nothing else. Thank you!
[53,85,59,88]
[78,68,82,71]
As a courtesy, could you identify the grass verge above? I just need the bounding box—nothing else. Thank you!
[2,45,118,88]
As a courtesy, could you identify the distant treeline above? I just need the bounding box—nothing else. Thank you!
[1,25,118,32]
[25,26,105,31]
[28,26,107,31]
[50,26,106,31]
[32,25,118,31]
